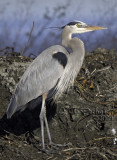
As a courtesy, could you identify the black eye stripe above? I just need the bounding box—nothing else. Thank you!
[67,22,80,26]
[62,21,85,29]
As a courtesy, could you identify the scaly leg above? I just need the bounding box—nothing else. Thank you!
[44,113,52,144]
[40,93,69,151]
[39,93,47,149]
[39,93,53,149]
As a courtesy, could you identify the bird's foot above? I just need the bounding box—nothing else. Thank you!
[49,141,70,149]
[39,142,71,154]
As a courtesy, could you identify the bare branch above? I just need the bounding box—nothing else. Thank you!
[21,21,35,56]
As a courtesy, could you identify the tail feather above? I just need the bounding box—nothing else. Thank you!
[6,95,17,119]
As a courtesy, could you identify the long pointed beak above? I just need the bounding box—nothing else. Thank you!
[86,25,107,31]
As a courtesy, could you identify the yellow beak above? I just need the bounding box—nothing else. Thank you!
[86,25,107,31]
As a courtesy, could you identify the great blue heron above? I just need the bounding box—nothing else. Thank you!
[6,21,106,150]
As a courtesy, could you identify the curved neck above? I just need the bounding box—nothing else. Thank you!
[62,27,72,48]
[61,27,84,52]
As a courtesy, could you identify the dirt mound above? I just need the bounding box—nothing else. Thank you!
[0,48,117,159]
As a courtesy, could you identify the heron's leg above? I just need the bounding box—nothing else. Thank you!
[43,99,68,148]
[39,93,47,149]
[44,109,52,144]
[42,93,52,143]
[40,93,69,151]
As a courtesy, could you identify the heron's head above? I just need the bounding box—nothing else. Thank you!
[62,21,107,34]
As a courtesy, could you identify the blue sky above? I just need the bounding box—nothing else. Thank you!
[0,0,117,55]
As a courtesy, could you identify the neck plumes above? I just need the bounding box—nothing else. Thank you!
[61,27,85,60]
[62,27,72,49]
[62,27,84,52]
[54,27,85,99]
[61,26,85,84]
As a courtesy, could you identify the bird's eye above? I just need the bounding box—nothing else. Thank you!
[76,24,81,28]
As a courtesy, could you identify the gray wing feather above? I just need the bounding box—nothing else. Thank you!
[7,45,68,118]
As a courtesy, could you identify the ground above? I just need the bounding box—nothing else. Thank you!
[0,47,117,159]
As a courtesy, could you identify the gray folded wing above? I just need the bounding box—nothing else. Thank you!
[7,46,68,118]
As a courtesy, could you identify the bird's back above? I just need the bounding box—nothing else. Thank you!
[7,45,69,118]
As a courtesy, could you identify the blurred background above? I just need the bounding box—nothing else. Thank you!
[0,0,117,56]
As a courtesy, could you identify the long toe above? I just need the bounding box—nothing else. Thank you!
[49,141,70,149]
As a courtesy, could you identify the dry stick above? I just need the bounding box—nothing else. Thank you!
[63,147,86,152]
[97,152,108,160]
[103,148,117,157]
[0,46,14,53]
[66,153,80,160]
[21,21,35,56]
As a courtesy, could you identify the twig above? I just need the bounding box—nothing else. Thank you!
[95,83,101,95]
[103,148,117,157]
[63,147,86,152]
[96,66,111,72]
[88,136,114,143]
[46,156,54,160]
[66,153,80,160]
[21,21,35,56]
[0,46,14,53]
[90,68,96,75]
[90,66,111,76]
[97,152,108,160]
[104,84,117,92]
